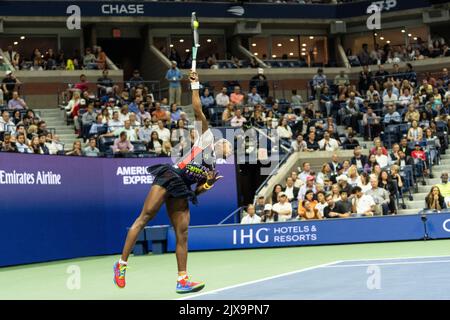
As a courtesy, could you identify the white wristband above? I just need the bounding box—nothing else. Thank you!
[191,82,200,90]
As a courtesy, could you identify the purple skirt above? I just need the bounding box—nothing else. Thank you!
[147,164,198,204]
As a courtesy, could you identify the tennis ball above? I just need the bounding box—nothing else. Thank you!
[193,21,199,28]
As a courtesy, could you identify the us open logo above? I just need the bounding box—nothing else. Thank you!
[227,6,245,17]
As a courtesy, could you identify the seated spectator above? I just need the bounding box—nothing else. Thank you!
[297,199,321,221]
[152,102,170,122]
[297,190,317,218]
[112,131,134,154]
[411,143,429,176]
[81,103,97,128]
[298,173,317,199]
[0,110,16,134]
[89,114,107,137]
[370,138,388,156]
[147,131,163,155]
[334,70,350,89]
[230,86,244,107]
[404,104,420,123]
[318,131,339,151]
[83,47,97,69]
[15,134,31,153]
[425,186,447,211]
[358,172,372,193]
[365,176,390,215]
[250,68,269,98]
[298,162,312,182]
[398,88,413,107]
[95,46,107,70]
[45,132,63,155]
[0,132,16,152]
[108,111,124,132]
[291,134,307,152]
[347,165,362,187]
[337,175,353,195]
[254,196,266,217]
[316,163,332,185]
[379,170,398,214]
[261,204,278,223]
[138,118,153,145]
[247,87,263,107]
[314,191,327,217]
[342,133,360,150]
[383,103,401,125]
[436,172,450,197]
[277,118,292,140]
[332,190,352,218]
[128,96,142,115]
[73,74,89,93]
[271,184,283,204]
[201,88,215,111]
[128,113,140,128]
[362,107,381,140]
[366,85,380,103]
[323,194,339,219]
[65,140,82,156]
[38,134,50,154]
[291,89,303,106]
[291,171,303,189]
[375,146,389,168]
[382,88,398,106]
[7,91,27,110]
[312,68,327,100]
[222,103,235,124]
[283,177,299,202]
[108,120,137,141]
[215,87,230,108]
[162,140,173,157]
[305,131,319,151]
[351,146,368,171]
[407,120,423,142]
[230,109,247,128]
[351,186,375,217]
[83,138,100,157]
[241,204,262,224]
[153,120,171,143]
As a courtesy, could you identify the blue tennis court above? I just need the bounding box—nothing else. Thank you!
[183,255,450,300]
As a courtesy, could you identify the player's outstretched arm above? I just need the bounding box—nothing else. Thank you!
[189,71,209,134]
[195,170,223,196]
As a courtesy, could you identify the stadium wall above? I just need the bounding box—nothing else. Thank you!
[0,153,238,267]
[167,213,450,252]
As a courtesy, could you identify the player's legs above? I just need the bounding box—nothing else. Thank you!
[113,185,168,288]
[166,198,190,272]
[121,185,168,262]
[166,198,205,293]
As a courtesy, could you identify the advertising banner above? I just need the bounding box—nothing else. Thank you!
[167,214,441,252]
[0,153,237,266]
[0,1,430,19]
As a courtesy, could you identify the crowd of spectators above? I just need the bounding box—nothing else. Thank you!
[0,70,64,154]
[1,45,108,71]
[237,61,450,223]
[59,68,197,157]
[348,38,450,66]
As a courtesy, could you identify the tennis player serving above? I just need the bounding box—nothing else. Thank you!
[113,70,233,293]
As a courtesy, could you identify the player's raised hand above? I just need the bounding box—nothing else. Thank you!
[189,70,199,83]
[206,170,223,186]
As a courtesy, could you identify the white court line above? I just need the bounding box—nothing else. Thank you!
[178,255,450,300]
[177,260,343,300]
[329,254,450,264]
[323,259,450,268]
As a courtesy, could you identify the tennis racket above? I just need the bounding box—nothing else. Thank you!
[191,12,200,72]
